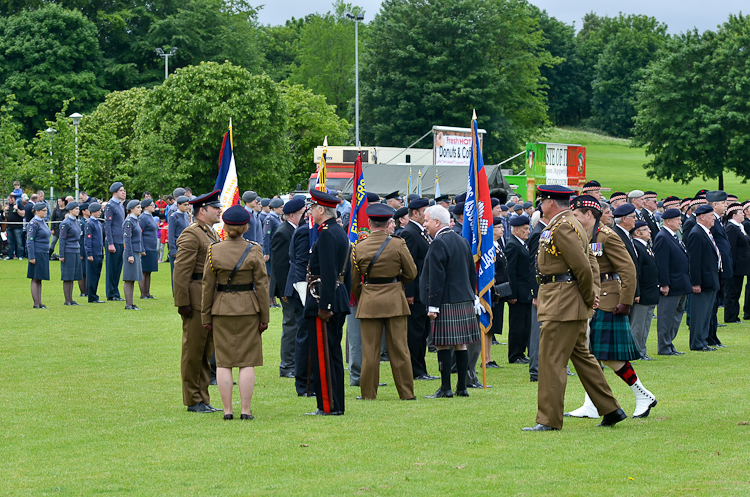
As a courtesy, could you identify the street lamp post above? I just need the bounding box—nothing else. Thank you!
[346,13,365,147]
[155,47,178,80]
[70,113,82,201]
[45,127,57,201]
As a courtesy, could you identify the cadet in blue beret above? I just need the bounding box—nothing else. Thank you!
[139,197,160,300]
[123,199,145,310]
[452,201,465,234]
[85,202,105,303]
[27,201,52,307]
[60,201,83,305]
[264,198,285,308]
[104,181,127,301]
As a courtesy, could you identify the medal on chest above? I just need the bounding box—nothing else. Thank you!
[590,242,603,257]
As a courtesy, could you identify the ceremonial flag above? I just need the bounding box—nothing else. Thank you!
[462,110,494,334]
[435,169,441,198]
[348,150,369,246]
[417,170,422,197]
[407,167,412,195]
[310,136,329,248]
[213,119,240,239]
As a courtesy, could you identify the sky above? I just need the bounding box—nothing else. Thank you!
[255,0,746,34]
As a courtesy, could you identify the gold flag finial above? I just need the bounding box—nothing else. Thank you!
[472,109,477,121]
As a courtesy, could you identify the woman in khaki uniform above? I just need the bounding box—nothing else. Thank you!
[202,205,269,420]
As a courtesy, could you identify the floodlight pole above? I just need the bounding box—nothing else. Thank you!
[346,13,365,147]
[70,113,82,201]
[46,127,56,200]
[156,47,178,79]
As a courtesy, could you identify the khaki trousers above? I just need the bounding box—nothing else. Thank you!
[181,312,214,406]
[360,316,414,400]
[536,319,620,429]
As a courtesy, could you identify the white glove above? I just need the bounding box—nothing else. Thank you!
[474,295,484,315]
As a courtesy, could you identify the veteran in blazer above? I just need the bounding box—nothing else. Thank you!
[504,214,534,364]
[686,204,721,352]
[173,190,222,414]
[352,204,418,400]
[523,187,624,432]
[202,205,269,420]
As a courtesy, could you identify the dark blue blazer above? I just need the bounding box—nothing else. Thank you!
[400,220,431,303]
[686,225,720,291]
[504,236,534,304]
[284,223,310,298]
[711,216,733,279]
[725,222,750,277]
[634,240,660,306]
[653,228,692,295]
[682,215,697,239]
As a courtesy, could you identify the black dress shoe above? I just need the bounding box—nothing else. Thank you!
[673,350,685,355]
[522,423,559,432]
[108,297,125,301]
[414,374,433,381]
[187,402,213,413]
[378,382,387,387]
[79,293,87,297]
[223,414,233,420]
[455,389,469,397]
[240,413,254,420]
[297,392,316,397]
[530,377,538,382]
[716,323,727,327]
[715,344,727,348]
[205,404,223,412]
[402,396,417,401]
[64,301,80,306]
[279,372,295,378]
[725,320,742,324]
[124,305,141,310]
[511,357,530,364]
[492,339,500,345]
[89,300,106,304]
[640,355,654,361]
[304,409,343,416]
[486,361,502,368]
[597,408,627,427]
[425,389,453,398]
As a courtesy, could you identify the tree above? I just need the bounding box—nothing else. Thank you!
[131,62,292,196]
[589,15,668,136]
[360,0,552,164]
[0,94,28,195]
[0,5,108,138]
[290,1,366,119]
[633,14,750,187]
[279,83,351,189]
[260,17,307,82]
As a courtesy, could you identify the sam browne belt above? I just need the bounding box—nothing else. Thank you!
[216,283,255,292]
[600,272,621,282]
[537,272,577,284]
[364,277,399,285]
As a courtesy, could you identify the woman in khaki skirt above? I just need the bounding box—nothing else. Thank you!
[202,205,269,420]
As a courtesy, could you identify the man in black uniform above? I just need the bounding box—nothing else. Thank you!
[286,216,314,397]
[505,214,534,364]
[304,189,351,415]
[400,197,436,381]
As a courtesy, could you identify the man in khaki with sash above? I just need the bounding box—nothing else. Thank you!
[523,185,625,431]
[351,203,418,401]
[174,190,222,413]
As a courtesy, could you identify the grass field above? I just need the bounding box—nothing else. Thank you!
[538,128,750,200]
[3,261,750,495]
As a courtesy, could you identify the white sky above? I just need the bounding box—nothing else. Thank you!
[255,0,746,34]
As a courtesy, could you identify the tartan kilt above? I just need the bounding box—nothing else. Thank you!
[432,301,480,346]
[589,309,642,361]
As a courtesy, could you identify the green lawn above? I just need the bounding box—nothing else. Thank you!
[538,128,750,200]
[2,261,750,495]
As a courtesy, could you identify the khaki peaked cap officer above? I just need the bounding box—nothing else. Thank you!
[352,203,418,400]
[173,190,222,413]
[523,185,624,432]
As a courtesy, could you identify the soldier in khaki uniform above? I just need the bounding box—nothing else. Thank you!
[173,190,222,413]
[351,203,418,400]
[566,198,658,419]
[202,205,269,420]
[523,185,625,432]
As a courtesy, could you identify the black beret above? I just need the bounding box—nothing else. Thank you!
[491,198,500,207]
[394,206,408,219]
[366,203,395,220]
[493,217,504,226]
[661,208,681,219]
[283,197,306,214]
[454,192,467,203]
[109,182,124,193]
[630,220,649,232]
[454,201,465,214]
[612,204,636,217]
[366,191,380,203]
[408,198,429,210]
[695,204,714,216]
[500,204,509,212]
[509,215,530,227]
[223,205,250,225]
[65,201,79,211]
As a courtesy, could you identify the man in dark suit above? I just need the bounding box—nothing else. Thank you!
[724,202,750,323]
[527,210,548,382]
[505,214,534,364]
[642,191,660,240]
[271,197,306,379]
[630,220,660,360]
[612,203,641,303]
[686,204,721,352]
[682,196,707,239]
[653,209,691,356]
[707,190,732,348]
[400,198,436,381]
[286,220,313,396]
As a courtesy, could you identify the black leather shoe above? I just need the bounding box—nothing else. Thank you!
[223,414,233,420]
[640,355,654,361]
[205,404,223,412]
[402,396,417,400]
[511,357,530,364]
[124,305,141,310]
[297,392,316,397]
[597,408,627,427]
[64,301,80,306]
[356,396,375,400]
[378,382,387,387]
[304,409,343,416]
[715,344,727,348]
[240,413,254,420]
[658,352,678,356]
[673,350,685,355]
[89,300,106,304]
[530,377,538,382]
[522,423,559,432]
[414,374,436,381]
[492,339,500,345]
[486,361,502,368]
[725,320,742,324]
[108,297,125,301]
[279,372,295,378]
[467,381,491,388]
[79,293,87,297]
[716,323,727,327]
[455,389,469,397]
[187,402,213,413]
[425,389,454,398]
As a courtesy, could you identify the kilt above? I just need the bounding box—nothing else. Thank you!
[589,309,641,361]
[60,253,82,281]
[432,301,480,346]
[123,253,143,281]
[141,250,159,273]
[27,252,50,281]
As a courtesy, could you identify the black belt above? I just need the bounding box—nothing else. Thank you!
[364,277,399,285]
[537,273,577,284]
[191,273,203,281]
[217,283,255,292]
[601,272,621,282]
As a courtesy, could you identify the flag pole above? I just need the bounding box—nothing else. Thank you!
[472,109,487,390]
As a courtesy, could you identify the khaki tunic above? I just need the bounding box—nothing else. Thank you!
[591,226,637,312]
[202,236,269,367]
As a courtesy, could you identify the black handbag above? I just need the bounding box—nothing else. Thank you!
[493,282,512,300]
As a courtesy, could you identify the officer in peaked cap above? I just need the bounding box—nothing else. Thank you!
[384,191,403,210]
[351,203,417,401]
[304,188,351,415]
[174,189,223,414]
[435,195,451,209]
[523,185,624,431]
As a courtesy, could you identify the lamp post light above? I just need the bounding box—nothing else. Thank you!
[345,12,365,147]
[45,127,57,201]
[155,47,178,80]
[70,112,82,201]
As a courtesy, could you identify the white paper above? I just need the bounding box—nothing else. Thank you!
[293,281,308,306]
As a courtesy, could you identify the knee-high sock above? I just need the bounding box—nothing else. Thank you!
[615,362,638,386]
[455,349,469,391]
[437,349,452,392]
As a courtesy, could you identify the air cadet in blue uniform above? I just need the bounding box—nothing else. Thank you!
[241,190,264,244]
[78,203,89,298]
[85,203,106,303]
[27,202,52,308]
[139,198,160,299]
[304,189,351,416]
[59,201,83,305]
[264,198,284,307]
[104,181,127,301]
[168,195,190,290]
[123,200,145,310]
